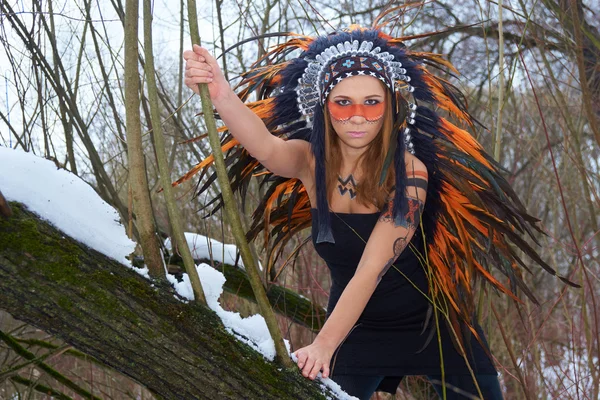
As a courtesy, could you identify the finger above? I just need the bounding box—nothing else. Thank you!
[185,59,212,71]
[197,47,219,67]
[192,44,205,56]
[184,76,213,86]
[308,361,322,380]
[183,49,203,62]
[184,66,213,77]
[322,364,330,379]
[184,74,213,85]
[296,351,308,369]
[302,357,316,378]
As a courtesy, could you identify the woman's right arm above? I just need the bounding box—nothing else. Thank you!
[183,45,311,180]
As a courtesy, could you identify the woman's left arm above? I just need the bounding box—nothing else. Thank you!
[294,158,428,380]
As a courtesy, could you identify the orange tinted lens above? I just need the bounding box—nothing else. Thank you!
[362,102,385,120]
[328,101,385,121]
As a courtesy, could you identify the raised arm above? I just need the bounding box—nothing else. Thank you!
[293,156,428,380]
[183,45,311,180]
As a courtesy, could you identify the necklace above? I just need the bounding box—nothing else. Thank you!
[337,173,358,200]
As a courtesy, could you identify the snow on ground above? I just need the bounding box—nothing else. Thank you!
[0,146,136,265]
[0,146,355,399]
[165,232,262,270]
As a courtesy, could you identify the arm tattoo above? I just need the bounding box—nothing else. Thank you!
[376,188,425,283]
[377,236,409,283]
[376,168,427,283]
[378,195,425,229]
[408,177,428,191]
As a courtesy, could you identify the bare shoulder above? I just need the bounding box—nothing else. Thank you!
[405,152,428,178]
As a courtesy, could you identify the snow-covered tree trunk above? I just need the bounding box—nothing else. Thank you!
[0,202,331,399]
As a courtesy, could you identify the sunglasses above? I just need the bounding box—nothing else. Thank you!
[327,101,385,122]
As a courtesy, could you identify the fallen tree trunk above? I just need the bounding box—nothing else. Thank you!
[0,202,332,399]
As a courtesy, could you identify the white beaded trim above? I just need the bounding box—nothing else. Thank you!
[295,40,414,123]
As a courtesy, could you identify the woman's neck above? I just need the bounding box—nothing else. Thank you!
[339,144,367,175]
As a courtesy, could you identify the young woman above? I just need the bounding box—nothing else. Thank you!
[182,26,566,399]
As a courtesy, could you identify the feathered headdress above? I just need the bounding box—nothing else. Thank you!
[174,23,577,343]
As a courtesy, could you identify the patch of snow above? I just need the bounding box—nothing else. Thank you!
[134,265,150,279]
[319,378,359,400]
[0,147,136,265]
[289,354,358,400]
[165,232,263,270]
[168,262,283,360]
[166,272,194,301]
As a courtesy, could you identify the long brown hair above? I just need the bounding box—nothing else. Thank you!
[323,87,397,210]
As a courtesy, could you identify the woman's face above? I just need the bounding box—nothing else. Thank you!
[327,75,386,150]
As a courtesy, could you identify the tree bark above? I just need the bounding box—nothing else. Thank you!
[0,203,332,400]
[185,0,292,368]
[124,0,165,278]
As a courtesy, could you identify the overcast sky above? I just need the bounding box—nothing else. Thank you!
[0,0,220,149]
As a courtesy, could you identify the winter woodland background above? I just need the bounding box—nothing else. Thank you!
[0,0,599,399]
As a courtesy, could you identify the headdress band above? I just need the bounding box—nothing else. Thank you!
[295,39,414,124]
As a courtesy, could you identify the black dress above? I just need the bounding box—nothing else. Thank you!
[310,208,497,394]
